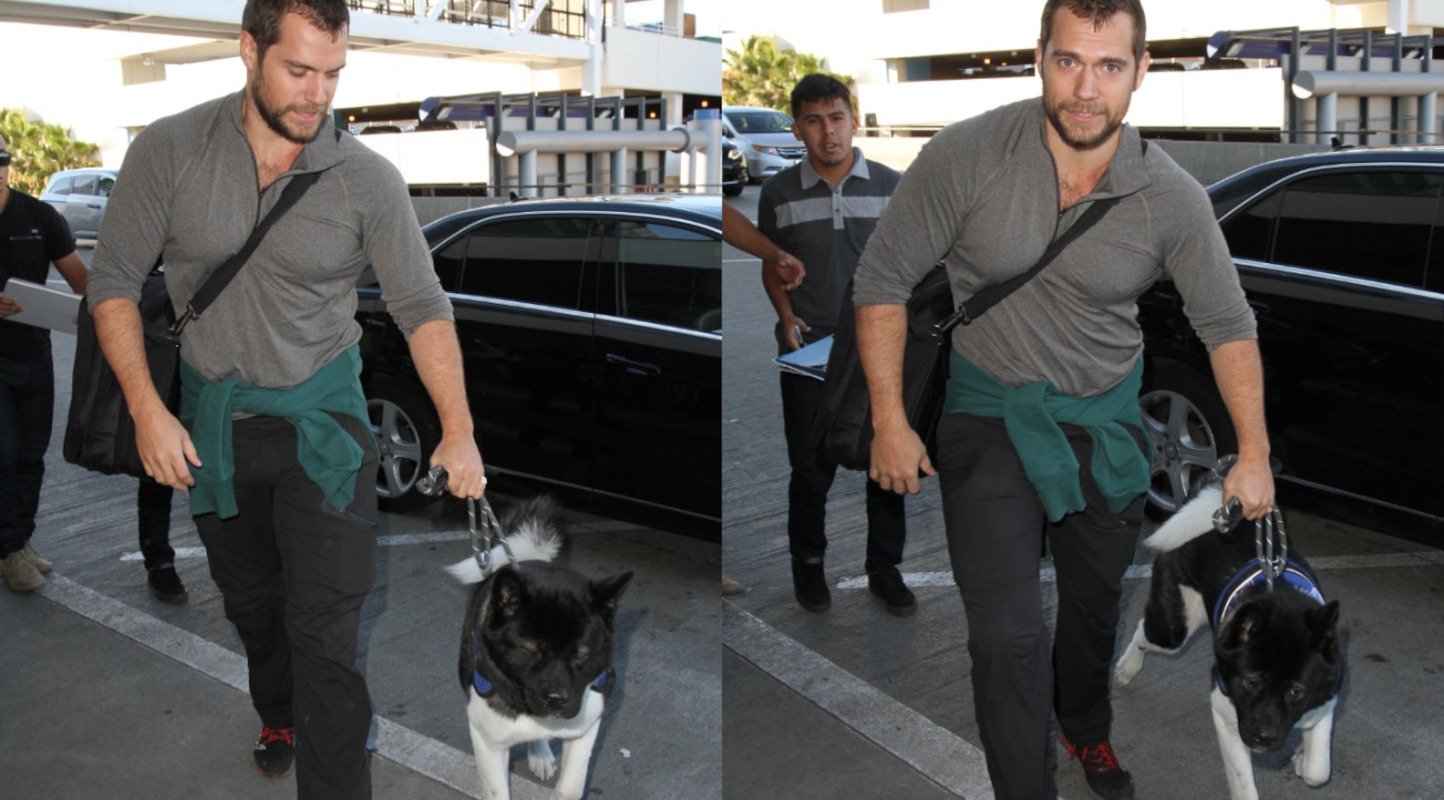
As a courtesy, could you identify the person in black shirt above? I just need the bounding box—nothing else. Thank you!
[0,132,89,592]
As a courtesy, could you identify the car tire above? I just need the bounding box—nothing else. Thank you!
[1138,360,1237,518]
[723,182,744,197]
[365,374,443,513]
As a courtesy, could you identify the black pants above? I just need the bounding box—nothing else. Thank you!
[137,480,176,570]
[0,354,53,558]
[193,415,378,800]
[779,372,906,571]
[936,412,1142,800]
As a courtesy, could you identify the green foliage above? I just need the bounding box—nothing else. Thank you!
[0,108,100,196]
[723,36,853,115]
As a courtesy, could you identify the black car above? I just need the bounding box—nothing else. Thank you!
[722,136,748,196]
[356,195,721,535]
[1139,147,1444,540]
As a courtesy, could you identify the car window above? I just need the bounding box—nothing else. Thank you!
[97,176,116,197]
[1271,170,1440,287]
[456,216,592,309]
[726,110,793,134]
[614,220,721,332]
[71,174,99,196]
[46,176,74,196]
[1220,189,1281,262]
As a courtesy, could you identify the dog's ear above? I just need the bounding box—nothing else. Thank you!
[488,567,527,624]
[1219,603,1268,651]
[590,571,634,618]
[1308,600,1341,657]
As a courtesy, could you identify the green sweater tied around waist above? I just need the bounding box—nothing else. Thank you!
[944,351,1150,523]
[180,345,372,520]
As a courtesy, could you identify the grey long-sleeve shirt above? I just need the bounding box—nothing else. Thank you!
[88,92,452,389]
[853,98,1256,398]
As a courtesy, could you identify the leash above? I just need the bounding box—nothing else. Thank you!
[1209,456,1287,589]
[418,466,513,572]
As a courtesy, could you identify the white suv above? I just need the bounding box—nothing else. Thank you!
[40,168,118,239]
[721,106,806,183]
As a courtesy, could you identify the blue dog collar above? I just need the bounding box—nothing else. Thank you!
[470,647,613,699]
[1212,559,1326,696]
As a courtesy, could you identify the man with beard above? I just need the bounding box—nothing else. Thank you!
[757,74,914,616]
[852,1,1272,798]
[86,1,484,796]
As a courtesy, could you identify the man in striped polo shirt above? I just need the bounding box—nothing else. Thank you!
[757,74,914,615]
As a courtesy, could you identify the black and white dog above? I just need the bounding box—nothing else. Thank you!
[1114,486,1343,800]
[446,496,633,800]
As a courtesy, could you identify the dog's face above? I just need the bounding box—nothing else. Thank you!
[481,564,633,719]
[1214,597,1342,751]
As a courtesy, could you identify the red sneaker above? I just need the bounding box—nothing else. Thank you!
[1059,731,1134,800]
[253,726,295,778]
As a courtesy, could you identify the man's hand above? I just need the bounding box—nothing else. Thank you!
[765,249,806,291]
[430,433,486,500]
[133,400,201,491]
[0,294,20,317]
[868,422,935,495]
[781,313,811,351]
[1223,452,1274,521]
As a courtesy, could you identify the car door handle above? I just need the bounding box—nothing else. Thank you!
[606,353,660,376]
[87,203,102,209]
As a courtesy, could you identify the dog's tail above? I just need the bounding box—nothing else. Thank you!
[444,495,564,585]
[1141,485,1223,552]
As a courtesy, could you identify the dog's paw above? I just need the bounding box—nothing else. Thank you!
[528,740,558,781]
[1291,744,1330,787]
[1114,649,1143,686]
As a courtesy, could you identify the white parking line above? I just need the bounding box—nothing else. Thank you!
[35,572,549,800]
[724,602,1005,800]
[833,550,1444,590]
[119,532,474,562]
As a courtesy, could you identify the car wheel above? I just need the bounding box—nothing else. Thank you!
[1138,361,1236,517]
[723,182,743,197]
[365,374,442,513]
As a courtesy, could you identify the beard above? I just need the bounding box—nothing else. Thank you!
[1042,95,1124,152]
[250,74,327,145]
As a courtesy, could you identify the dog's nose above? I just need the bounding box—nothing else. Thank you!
[1248,729,1281,750]
[544,691,570,710]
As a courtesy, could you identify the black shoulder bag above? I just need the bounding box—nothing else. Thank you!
[809,192,1126,472]
[64,171,321,477]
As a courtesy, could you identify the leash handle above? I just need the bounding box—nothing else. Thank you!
[417,466,511,572]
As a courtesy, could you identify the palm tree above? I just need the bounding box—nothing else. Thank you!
[0,108,100,196]
[723,35,848,113]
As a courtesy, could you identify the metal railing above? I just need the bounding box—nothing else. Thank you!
[346,0,587,39]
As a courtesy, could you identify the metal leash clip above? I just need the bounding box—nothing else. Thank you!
[1254,506,1288,590]
[417,466,512,573]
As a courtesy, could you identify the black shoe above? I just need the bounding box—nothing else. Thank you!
[147,564,188,604]
[1059,732,1135,800]
[253,726,295,778]
[866,567,917,616]
[791,560,831,612]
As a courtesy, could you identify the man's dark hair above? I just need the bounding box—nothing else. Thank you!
[790,74,853,120]
[242,0,350,62]
[1039,0,1147,62]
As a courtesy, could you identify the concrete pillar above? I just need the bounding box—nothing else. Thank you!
[1420,92,1438,143]
[663,0,683,35]
[519,151,538,198]
[1316,93,1338,145]
[611,148,628,193]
